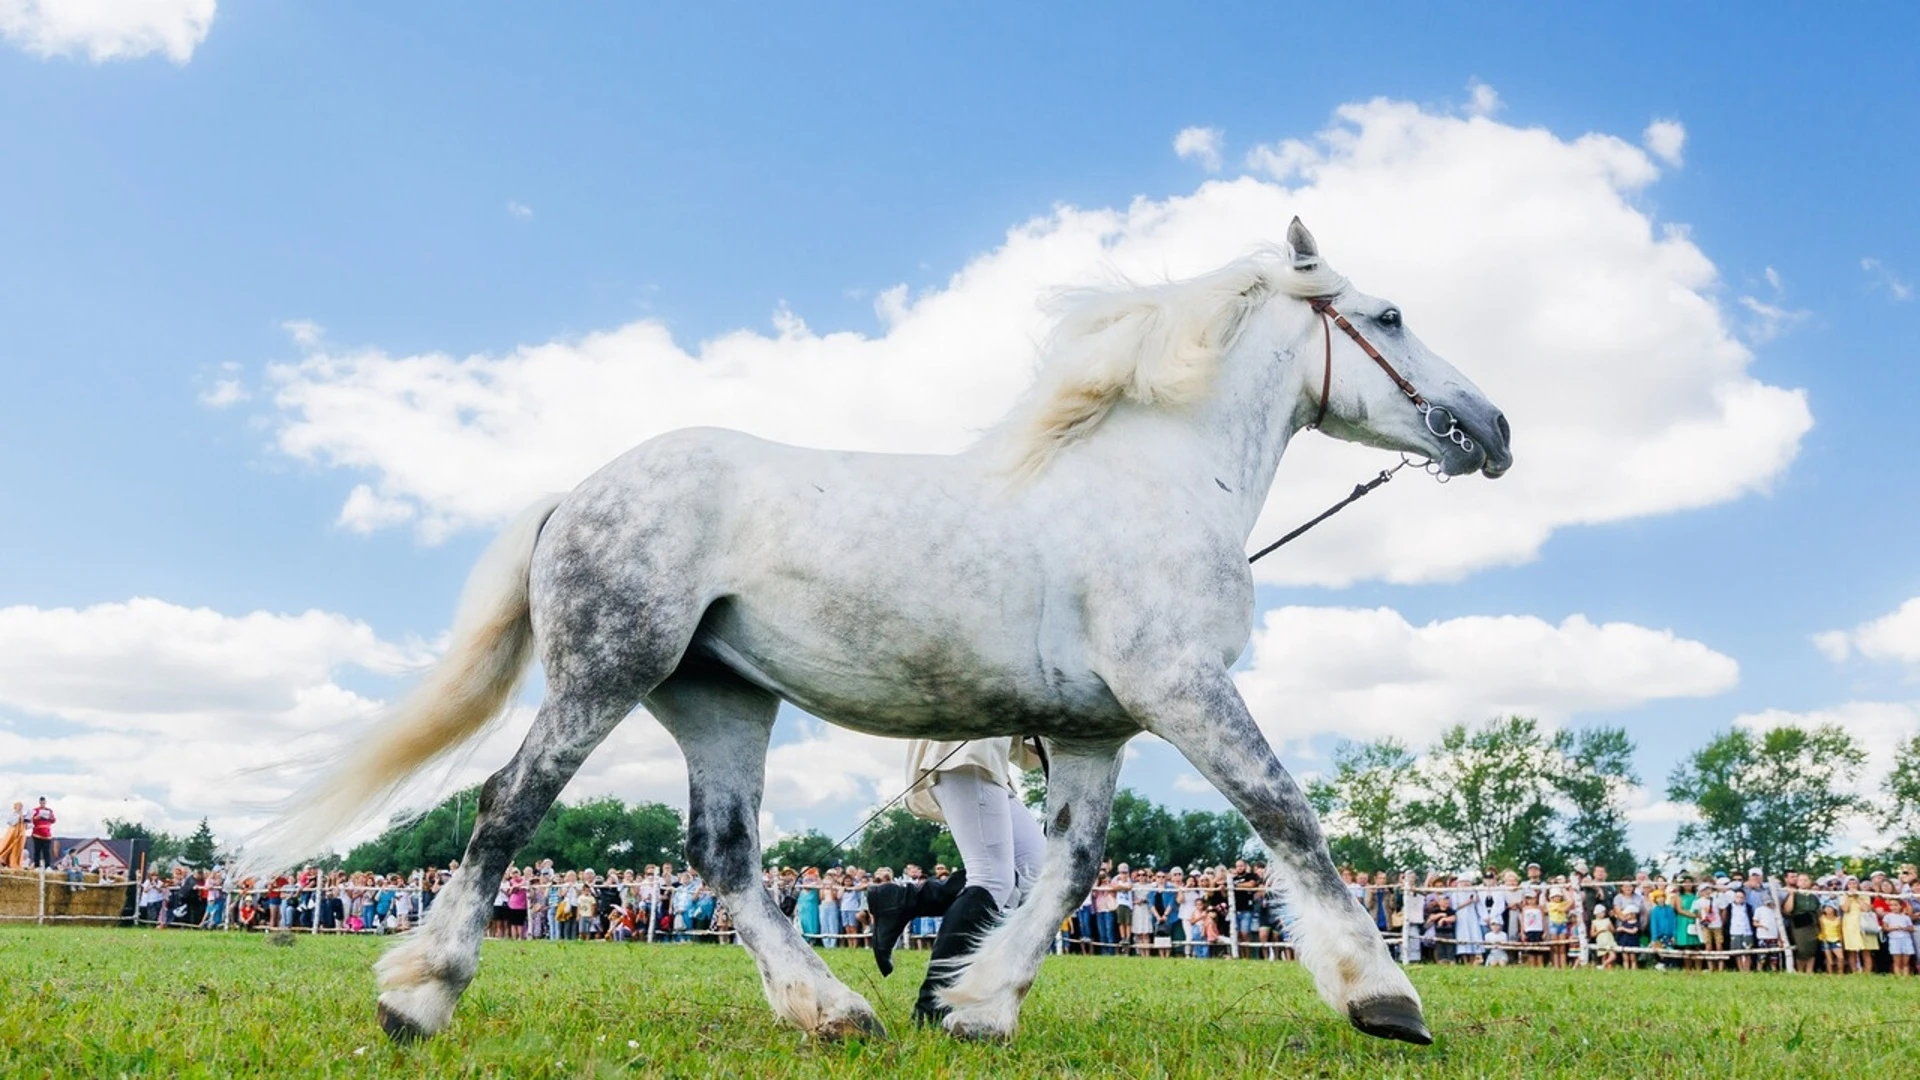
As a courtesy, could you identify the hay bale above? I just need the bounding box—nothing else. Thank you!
[0,869,131,924]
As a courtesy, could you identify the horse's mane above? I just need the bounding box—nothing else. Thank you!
[986,249,1347,479]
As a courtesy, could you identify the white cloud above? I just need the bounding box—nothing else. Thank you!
[282,319,324,348]
[1234,606,1739,752]
[1734,701,1920,851]
[1172,126,1224,172]
[1862,257,1913,302]
[1465,80,1502,118]
[258,94,1811,588]
[0,598,420,839]
[1814,596,1920,670]
[199,378,248,408]
[0,0,214,64]
[1738,295,1810,343]
[0,596,914,849]
[1642,119,1685,167]
[1172,772,1215,795]
[506,200,534,220]
[337,483,417,533]
[1243,137,1317,181]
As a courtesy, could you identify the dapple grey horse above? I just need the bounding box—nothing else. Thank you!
[252,219,1511,1047]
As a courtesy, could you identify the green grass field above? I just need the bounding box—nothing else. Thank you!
[1,927,1914,1078]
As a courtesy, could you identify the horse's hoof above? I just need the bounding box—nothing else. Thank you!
[817,1010,886,1042]
[944,1012,1014,1043]
[1348,996,1432,1046]
[377,1002,430,1045]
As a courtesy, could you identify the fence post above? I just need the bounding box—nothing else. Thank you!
[37,867,47,926]
[1227,884,1240,959]
[1399,873,1414,965]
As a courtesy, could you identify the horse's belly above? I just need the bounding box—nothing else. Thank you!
[689,616,1133,740]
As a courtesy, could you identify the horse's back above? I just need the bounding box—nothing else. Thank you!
[528,426,1133,738]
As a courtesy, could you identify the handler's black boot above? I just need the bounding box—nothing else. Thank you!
[868,870,967,977]
[912,885,1000,1028]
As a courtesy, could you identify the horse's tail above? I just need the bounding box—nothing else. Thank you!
[244,493,566,872]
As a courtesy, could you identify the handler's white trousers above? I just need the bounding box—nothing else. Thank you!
[929,768,1046,910]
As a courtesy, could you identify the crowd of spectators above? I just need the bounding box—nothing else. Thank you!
[49,847,1920,977]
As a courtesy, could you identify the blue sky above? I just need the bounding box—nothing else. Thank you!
[2,2,1917,863]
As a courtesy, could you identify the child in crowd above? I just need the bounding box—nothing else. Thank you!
[1819,903,1845,973]
[1752,893,1783,971]
[1590,904,1617,970]
[1519,893,1546,968]
[1545,888,1570,969]
[1484,922,1510,966]
[1883,898,1914,976]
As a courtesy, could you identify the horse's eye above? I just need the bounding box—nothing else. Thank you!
[1378,309,1401,328]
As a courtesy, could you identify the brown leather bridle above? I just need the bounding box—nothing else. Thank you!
[1304,296,1475,458]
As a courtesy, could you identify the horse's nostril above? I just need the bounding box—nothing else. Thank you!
[1494,412,1511,445]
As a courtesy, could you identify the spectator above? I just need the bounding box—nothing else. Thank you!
[28,797,56,868]
[1884,898,1914,976]
[0,801,24,868]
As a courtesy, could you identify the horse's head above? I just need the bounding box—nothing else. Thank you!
[1283,218,1512,479]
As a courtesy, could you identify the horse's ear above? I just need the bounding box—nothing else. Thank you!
[1287,217,1320,271]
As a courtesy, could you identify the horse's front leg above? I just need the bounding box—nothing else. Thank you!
[1115,660,1431,1045]
[938,738,1126,1041]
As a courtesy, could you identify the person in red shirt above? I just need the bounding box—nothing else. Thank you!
[28,798,56,869]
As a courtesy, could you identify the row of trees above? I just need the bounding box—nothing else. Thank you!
[105,816,219,871]
[1310,717,1920,877]
[1305,716,1638,876]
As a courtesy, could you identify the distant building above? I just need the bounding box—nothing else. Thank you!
[54,838,137,876]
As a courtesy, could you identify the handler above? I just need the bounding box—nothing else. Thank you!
[865,737,1046,1026]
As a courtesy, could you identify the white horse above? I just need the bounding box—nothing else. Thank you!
[253,219,1510,1047]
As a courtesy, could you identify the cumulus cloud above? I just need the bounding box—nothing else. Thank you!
[1642,119,1685,167]
[1233,606,1739,753]
[1465,80,1502,118]
[0,596,912,847]
[1173,126,1224,172]
[506,200,534,220]
[258,93,1810,589]
[199,378,248,408]
[1814,596,1920,670]
[0,598,418,839]
[0,0,215,64]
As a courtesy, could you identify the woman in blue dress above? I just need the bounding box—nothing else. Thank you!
[795,867,823,944]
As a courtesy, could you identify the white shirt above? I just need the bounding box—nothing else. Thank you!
[904,738,1043,823]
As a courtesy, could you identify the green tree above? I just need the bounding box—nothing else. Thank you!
[1410,716,1564,873]
[104,818,183,870]
[180,817,219,870]
[1668,723,1867,875]
[852,807,946,875]
[1553,725,1640,874]
[1102,789,1177,868]
[763,830,842,871]
[518,796,686,871]
[342,788,685,874]
[1167,809,1256,869]
[1876,734,1920,868]
[1306,738,1428,871]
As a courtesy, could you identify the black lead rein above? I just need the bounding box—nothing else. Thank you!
[1247,458,1408,564]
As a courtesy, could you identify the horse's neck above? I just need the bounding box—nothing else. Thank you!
[1086,316,1310,540]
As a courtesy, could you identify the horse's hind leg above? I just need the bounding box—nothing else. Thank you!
[374,683,638,1041]
[648,669,884,1040]
[937,737,1126,1041]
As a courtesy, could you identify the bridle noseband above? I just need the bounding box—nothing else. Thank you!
[1304,297,1476,459]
